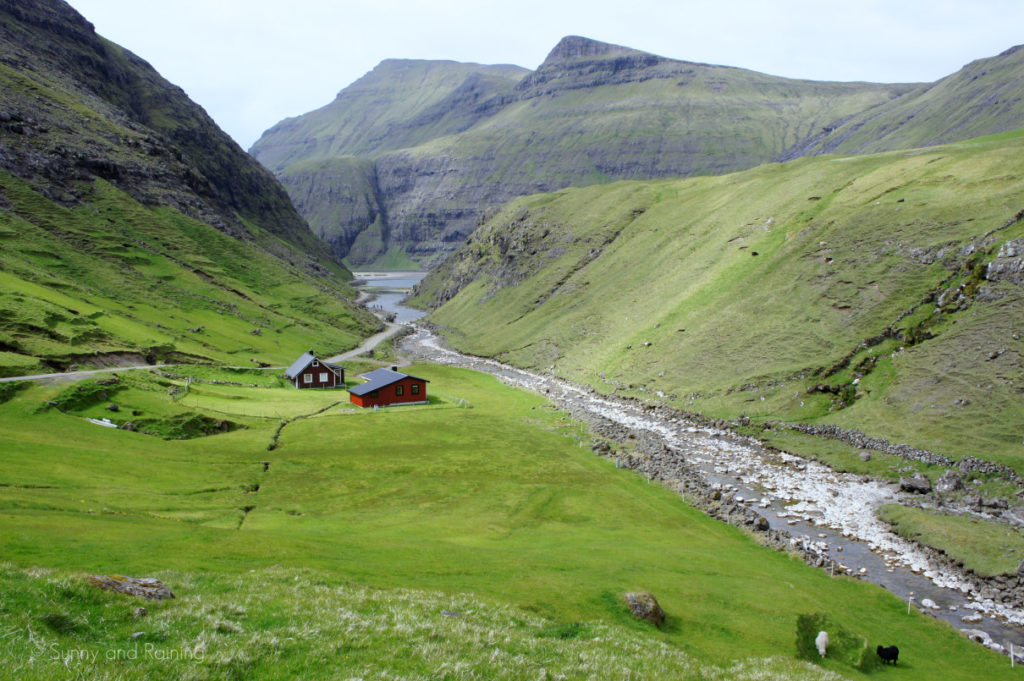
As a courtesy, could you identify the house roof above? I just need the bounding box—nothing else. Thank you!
[285,351,344,379]
[285,351,315,379]
[349,368,428,396]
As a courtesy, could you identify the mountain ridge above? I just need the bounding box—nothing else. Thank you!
[787,41,1024,157]
[253,35,917,267]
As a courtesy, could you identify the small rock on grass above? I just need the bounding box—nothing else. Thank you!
[623,591,665,627]
[899,475,932,494]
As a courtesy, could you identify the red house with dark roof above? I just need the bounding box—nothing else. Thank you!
[285,351,345,389]
[349,367,428,408]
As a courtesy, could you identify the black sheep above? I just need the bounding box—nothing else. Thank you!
[877,645,899,664]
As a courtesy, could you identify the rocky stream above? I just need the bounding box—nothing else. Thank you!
[400,324,1024,658]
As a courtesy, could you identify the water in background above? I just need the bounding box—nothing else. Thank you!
[353,271,428,324]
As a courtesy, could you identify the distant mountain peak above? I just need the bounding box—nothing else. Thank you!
[516,35,671,98]
[543,36,640,63]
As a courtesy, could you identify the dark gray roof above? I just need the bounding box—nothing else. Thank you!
[285,351,315,379]
[349,368,427,396]
[285,352,344,379]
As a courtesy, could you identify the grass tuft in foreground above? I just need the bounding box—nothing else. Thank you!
[0,563,841,681]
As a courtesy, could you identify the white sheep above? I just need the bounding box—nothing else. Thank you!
[815,630,829,658]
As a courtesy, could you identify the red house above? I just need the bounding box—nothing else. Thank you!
[349,367,429,408]
[285,350,345,389]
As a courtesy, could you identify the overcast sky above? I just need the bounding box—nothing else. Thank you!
[66,0,1024,150]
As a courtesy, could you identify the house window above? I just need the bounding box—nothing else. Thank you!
[395,385,404,396]
[303,374,312,384]
[320,372,328,382]
[312,360,319,367]
[370,390,379,398]
[411,384,420,395]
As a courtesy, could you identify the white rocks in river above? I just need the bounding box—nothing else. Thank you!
[961,629,1004,653]
[921,598,940,610]
[961,613,984,623]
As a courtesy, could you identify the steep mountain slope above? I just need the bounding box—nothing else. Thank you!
[252,36,911,267]
[254,59,530,170]
[788,44,1024,157]
[0,0,379,376]
[413,131,1024,472]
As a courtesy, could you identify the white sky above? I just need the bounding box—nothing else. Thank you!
[66,0,1024,150]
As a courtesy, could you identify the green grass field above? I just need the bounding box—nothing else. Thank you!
[0,366,1018,680]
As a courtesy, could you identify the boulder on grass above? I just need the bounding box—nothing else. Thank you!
[935,471,964,494]
[899,475,932,494]
[89,575,174,600]
[623,591,665,627]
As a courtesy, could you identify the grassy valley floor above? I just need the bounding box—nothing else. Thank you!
[0,365,1018,679]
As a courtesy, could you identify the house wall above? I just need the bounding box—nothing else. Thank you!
[349,377,428,407]
[293,362,341,389]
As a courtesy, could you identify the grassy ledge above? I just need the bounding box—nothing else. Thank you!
[878,504,1024,578]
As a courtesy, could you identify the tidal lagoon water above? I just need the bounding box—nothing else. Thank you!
[352,271,427,324]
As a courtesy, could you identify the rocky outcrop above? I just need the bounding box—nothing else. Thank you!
[987,238,1024,285]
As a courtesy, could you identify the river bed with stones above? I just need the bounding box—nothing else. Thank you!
[400,325,1024,657]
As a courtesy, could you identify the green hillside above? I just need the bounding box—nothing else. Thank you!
[0,366,1014,680]
[251,36,911,267]
[0,172,377,375]
[414,131,1024,472]
[0,0,379,375]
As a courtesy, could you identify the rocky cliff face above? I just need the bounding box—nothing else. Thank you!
[252,36,912,268]
[0,0,338,270]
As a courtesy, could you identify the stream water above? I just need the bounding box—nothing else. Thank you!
[352,271,428,324]
[398,325,1024,658]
